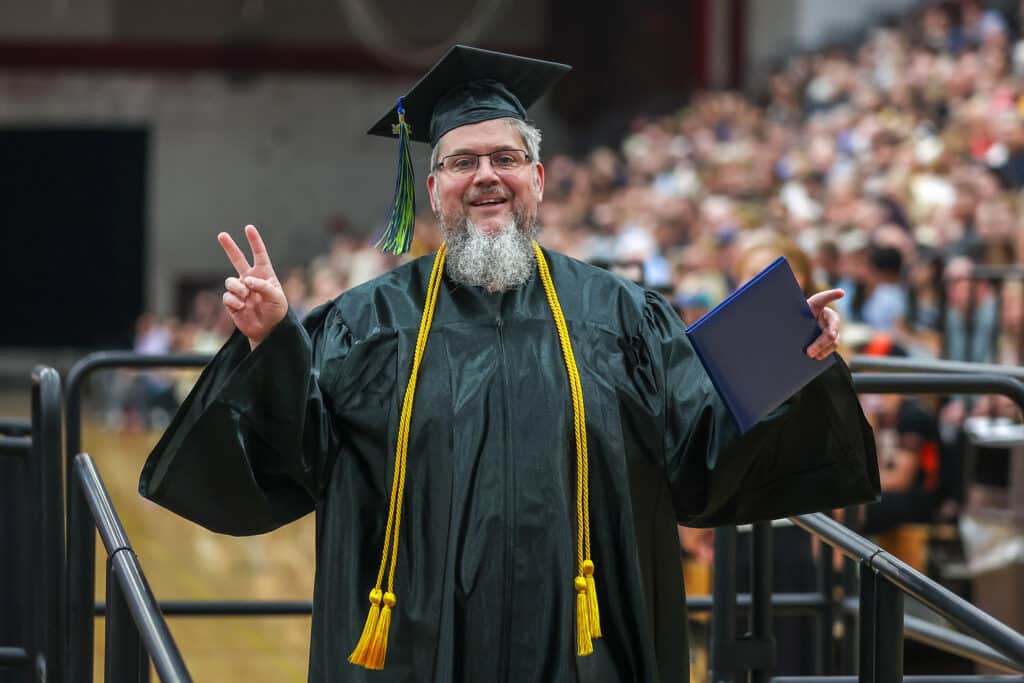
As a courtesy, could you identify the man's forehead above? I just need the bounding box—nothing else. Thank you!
[436,119,523,155]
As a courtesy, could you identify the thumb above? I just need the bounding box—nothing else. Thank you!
[807,288,844,313]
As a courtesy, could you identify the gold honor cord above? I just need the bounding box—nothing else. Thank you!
[533,242,601,654]
[348,242,601,670]
[348,243,447,670]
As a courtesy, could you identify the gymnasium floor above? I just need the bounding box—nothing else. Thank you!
[85,424,316,681]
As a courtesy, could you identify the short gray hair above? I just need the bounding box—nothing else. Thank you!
[428,117,543,172]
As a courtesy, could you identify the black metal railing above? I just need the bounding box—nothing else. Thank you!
[0,367,64,681]
[59,354,1024,681]
[901,611,1020,673]
[771,677,1024,683]
[796,513,1024,668]
[74,452,192,681]
[93,600,313,617]
[705,373,1024,683]
[851,355,1024,380]
[0,413,31,677]
[34,366,66,683]
[63,352,318,681]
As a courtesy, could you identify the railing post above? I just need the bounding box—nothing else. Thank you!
[817,538,835,676]
[105,555,149,682]
[2,418,33,679]
[858,562,905,683]
[841,556,858,674]
[858,562,877,683]
[875,577,905,683]
[67,466,95,683]
[750,521,775,683]
[711,525,738,683]
[32,366,64,683]
[65,362,94,683]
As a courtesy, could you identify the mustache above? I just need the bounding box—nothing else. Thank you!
[465,188,512,203]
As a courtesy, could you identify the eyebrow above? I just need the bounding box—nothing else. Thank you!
[443,145,521,156]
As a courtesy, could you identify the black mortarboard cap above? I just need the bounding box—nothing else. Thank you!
[368,45,570,254]
[367,45,572,146]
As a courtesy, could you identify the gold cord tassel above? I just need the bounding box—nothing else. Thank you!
[575,577,594,656]
[365,591,396,669]
[348,246,447,671]
[347,588,382,666]
[536,242,603,656]
[583,559,601,638]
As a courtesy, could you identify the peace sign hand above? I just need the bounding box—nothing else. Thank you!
[218,225,288,349]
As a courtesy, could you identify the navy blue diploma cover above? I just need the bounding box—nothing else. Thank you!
[685,256,836,433]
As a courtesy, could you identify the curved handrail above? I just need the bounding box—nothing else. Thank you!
[851,356,1024,381]
[64,352,212,682]
[75,452,192,681]
[818,371,1024,671]
[710,371,1024,682]
[852,373,1024,413]
[791,513,1024,669]
[904,611,1017,674]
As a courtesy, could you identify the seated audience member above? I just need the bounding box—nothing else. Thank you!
[860,244,908,332]
[859,339,943,535]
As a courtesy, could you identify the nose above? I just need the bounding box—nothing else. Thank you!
[471,155,501,184]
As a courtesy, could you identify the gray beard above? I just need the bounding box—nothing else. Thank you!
[440,207,540,293]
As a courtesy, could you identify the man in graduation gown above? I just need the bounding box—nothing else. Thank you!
[139,46,879,683]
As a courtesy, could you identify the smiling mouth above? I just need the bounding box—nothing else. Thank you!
[468,197,509,207]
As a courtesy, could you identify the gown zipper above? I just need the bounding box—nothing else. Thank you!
[496,314,515,683]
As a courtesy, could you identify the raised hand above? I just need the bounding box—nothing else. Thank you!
[805,289,843,360]
[218,225,288,349]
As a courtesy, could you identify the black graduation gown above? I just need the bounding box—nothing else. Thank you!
[139,248,879,683]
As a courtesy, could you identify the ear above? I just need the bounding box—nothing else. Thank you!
[534,161,545,202]
[426,173,439,215]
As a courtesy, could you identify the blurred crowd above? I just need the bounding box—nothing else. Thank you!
[528,0,1024,543]
[123,1,1024,543]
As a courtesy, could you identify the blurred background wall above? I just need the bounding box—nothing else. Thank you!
[2,0,924,372]
[745,0,921,85]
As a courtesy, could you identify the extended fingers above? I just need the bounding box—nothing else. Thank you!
[245,225,274,268]
[218,232,251,275]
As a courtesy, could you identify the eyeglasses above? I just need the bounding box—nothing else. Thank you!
[436,149,531,174]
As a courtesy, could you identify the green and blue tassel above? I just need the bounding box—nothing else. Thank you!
[374,96,417,255]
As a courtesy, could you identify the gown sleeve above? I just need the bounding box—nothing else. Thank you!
[138,304,351,535]
[633,291,880,528]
